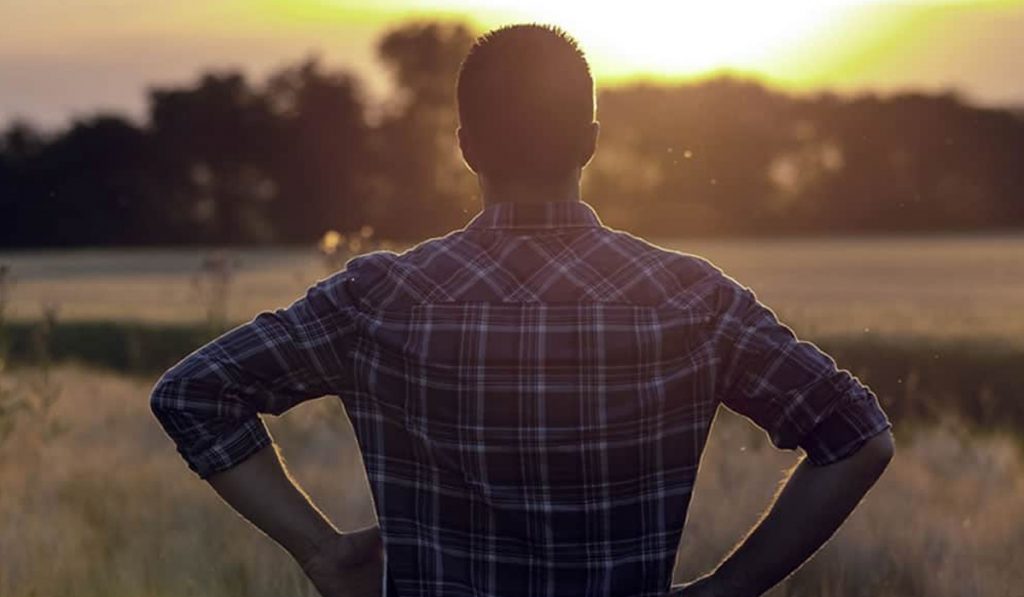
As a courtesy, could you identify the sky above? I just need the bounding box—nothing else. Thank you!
[2,0,1023,129]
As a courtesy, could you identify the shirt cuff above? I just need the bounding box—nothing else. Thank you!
[798,388,892,466]
[183,417,274,479]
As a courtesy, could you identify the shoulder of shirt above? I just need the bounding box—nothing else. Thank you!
[596,227,750,313]
[327,231,463,309]
[326,227,752,315]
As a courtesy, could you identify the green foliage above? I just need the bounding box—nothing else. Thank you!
[3,321,215,375]
[819,335,1024,439]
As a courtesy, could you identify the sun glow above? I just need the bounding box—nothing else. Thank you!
[498,2,843,80]
[239,0,1024,101]
[305,0,883,81]
[269,0,910,91]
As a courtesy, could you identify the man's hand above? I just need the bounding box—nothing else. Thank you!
[204,446,385,596]
[299,526,384,597]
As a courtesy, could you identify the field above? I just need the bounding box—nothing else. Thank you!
[3,234,1024,340]
[1,236,1023,597]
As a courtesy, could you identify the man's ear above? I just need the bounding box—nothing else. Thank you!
[579,121,600,169]
[457,127,479,174]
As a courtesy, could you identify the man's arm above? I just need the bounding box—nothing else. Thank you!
[149,273,357,479]
[150,270,381,594]
[206,443,341,564]
[675,272,895,596]
[207,444,383,597]
[674,430,893,597]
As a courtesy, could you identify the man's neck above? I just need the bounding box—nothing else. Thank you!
[479,172,582,208]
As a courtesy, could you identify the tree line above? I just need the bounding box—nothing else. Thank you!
[2,21,1023,247]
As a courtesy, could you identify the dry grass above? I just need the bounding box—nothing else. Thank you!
[3,234,1024,342]
[1,366,1022,597]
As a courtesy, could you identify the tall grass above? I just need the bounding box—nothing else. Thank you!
[1,366,1021,597]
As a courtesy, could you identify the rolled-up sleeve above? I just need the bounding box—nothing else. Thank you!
[150,271,359,478]
[714,277,891,466]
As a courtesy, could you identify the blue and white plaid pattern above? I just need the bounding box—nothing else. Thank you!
[151,200,891,597]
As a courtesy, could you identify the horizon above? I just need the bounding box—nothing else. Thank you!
[3,1,1024,129]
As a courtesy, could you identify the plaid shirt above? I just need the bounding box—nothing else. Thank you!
[151,200,890,597]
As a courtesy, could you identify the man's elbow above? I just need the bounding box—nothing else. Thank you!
[857,430,895,472]
[149,373,186,426]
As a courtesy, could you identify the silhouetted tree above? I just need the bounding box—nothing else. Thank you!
[149,72,278,243]
[369,22,477,238]
[1,116,156,246]
[0,121,47,245]
[589,79,804,235]
[265,57,370,240]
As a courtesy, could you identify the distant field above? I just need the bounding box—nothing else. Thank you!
[2,234,1023,342]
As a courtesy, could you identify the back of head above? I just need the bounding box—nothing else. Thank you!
[457,24,596,184]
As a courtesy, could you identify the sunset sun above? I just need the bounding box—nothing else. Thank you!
[494,1,844,79]
[259,0,1017,95]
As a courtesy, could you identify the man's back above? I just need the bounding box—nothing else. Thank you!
[344,200,723,596]
[151,200,888,596]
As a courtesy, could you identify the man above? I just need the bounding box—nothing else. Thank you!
[151,24,893,597]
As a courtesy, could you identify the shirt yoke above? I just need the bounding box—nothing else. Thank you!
[340,226,732,318]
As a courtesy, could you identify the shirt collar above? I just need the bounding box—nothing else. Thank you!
[465,200,604,231]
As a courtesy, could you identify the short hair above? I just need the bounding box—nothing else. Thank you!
[456,24,595,182]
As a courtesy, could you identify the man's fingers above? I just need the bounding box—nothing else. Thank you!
[341,525,384,567]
